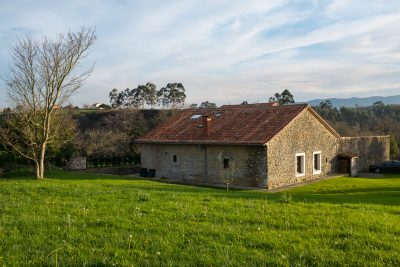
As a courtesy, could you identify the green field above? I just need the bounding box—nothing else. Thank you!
[0,171,399,266]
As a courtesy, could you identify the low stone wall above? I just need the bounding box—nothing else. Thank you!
[67,157,87,170]
[339,136,390,171]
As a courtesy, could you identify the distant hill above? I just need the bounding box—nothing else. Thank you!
[307,95,400,108]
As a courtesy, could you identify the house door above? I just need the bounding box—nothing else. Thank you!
[338,157,350,173]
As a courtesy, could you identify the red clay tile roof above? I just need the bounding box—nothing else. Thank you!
[135,103,322,145]
[220,102,278,108]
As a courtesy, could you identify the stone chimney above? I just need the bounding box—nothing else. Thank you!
[202,115,211,137]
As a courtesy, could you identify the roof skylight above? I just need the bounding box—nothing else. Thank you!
[190,114,202,120]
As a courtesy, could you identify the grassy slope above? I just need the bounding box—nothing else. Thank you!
[0,172,399,266]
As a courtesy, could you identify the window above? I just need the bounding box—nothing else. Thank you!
[173,155,177,162]
[313,151,321,174]
[223,158,229,169]
[295,153,305,177]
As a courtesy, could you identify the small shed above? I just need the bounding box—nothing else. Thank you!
[338,153,358,177]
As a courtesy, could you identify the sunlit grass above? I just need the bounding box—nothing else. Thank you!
[0,171,399,266]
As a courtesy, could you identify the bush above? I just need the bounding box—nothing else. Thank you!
[4,165,35,178]
[390,135,399,160]
[0,150,12,167]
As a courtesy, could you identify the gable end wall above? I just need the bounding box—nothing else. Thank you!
[266,109,338,189]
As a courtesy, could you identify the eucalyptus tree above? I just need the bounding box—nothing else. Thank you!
[144,82,158,109]
[158,83,186,109]
[199,101,217,109]
[269,89,295,105]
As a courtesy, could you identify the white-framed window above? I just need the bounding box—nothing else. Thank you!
[313,151,321,174]
[295,152,305,177]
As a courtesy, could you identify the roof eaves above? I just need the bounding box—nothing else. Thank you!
[134,140,265,146]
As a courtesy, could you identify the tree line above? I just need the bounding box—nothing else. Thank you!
[313,100,400,159]
[109,82,186,109]
[108,87,295,110]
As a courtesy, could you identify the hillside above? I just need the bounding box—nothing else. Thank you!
[0,170,399,265]
[307,95,400,107]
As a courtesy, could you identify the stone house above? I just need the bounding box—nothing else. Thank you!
[135,103,389,189]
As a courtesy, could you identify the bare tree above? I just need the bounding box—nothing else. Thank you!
[0,27,96,179]
[219,161,238,191]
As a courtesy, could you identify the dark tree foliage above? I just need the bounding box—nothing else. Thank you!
[199,101,217,109]
[1,108,12,114]
[373,101,384,106]
[390,135,399,160]
[269,89,295,105]
[73,109,175,158]
[313,102,400,159]
[109,88,120,108]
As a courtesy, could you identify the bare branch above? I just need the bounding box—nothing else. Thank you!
[0,26,96,179]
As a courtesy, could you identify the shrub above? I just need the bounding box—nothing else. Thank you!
[4,165,35,178]
[279,193,293,204]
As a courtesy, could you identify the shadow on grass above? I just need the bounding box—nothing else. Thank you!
[2,170,142,181]
[290,191,400,206]
[125,183,400,206]
[3,170,400,206]
[1,176,35,181]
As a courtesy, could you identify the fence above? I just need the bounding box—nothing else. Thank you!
[86,155,140,168]
[0,153,141,169]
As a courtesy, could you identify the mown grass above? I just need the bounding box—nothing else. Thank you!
[0,171,399,266]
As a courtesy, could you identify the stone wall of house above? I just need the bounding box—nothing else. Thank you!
[338,136,390,171]
[139,144,267,187]
[266,109,339,189]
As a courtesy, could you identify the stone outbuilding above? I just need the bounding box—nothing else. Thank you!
[135,103,389,189]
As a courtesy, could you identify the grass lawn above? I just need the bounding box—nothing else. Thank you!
[0,171,399,266]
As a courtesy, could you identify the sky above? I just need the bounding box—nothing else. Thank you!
[1,0,400,107]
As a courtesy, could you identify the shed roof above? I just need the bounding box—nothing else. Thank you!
[136,103,339,146]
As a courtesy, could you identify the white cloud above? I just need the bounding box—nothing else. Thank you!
[1,0,400,107]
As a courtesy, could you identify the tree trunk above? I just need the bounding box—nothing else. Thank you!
[37,143,46,179]
[35,161,40,180]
